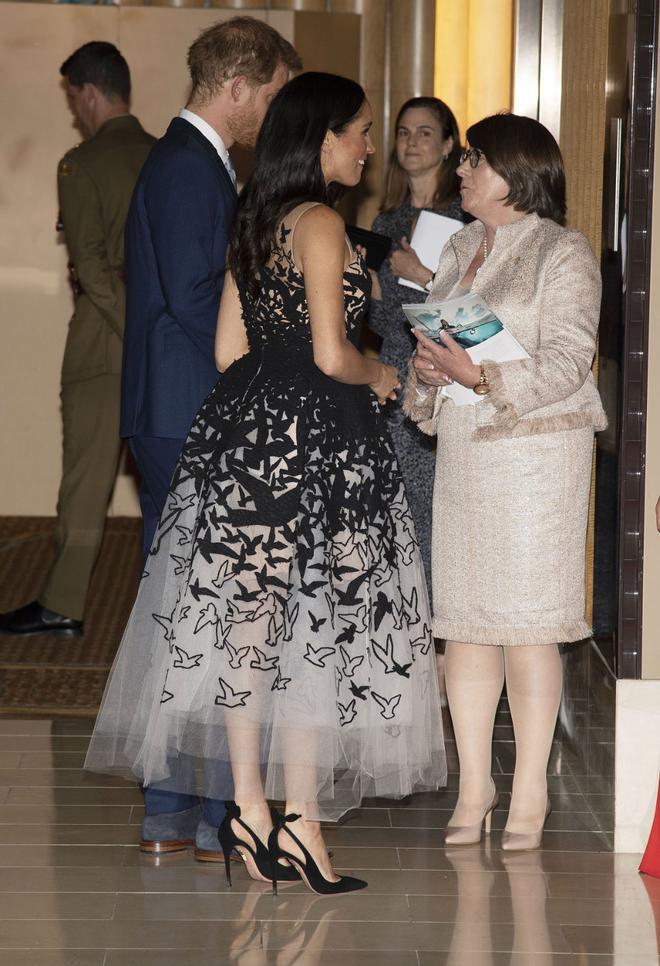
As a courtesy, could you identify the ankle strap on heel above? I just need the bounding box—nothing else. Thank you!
[271,810,302,829]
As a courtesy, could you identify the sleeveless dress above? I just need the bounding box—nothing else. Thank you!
[85,204,446,821]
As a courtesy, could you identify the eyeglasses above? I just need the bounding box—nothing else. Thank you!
[459,148,485,168]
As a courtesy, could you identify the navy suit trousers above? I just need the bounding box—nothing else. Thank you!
[130,435,227,826]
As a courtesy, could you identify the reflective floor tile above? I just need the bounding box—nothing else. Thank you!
[0,921,262,951]
[0,892,115,920]
[0,753,21,768]
[0,641,630,965]
[48,721,95,737]
[6,787,144,806]
[104,951,419,966]
[262,919,573,954]
[561,922,655,956]
[0,953,104,966]
[544,871,617,899]
[391,790,458,809]
[0,721,54,735]
[0,868,124,893]
[542,811,613,833]
[530,830,613,852]
[389,808,452,830]
[128,806,144,825]
[0,825,137,846]
[0,770,130,788]
[330,808,391,829]
[18,753,88,769]
[296,868,501,897]
[388,808,609,834]
[399,847,499,873]
[0,805,134,825]
[0,720,93,737]
[399,846,618,874]
[107,867,454,897]
[120,845,402,872]
[417,955,660,966]
[0,736,90,753]
[323,826,442,849]
[0,846,129,868]
[411,893,629,929]
[113,890,411,923]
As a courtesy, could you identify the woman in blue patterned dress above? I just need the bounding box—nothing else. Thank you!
[369,97,465,604]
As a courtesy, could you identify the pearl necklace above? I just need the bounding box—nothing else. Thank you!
[483,234,489,261]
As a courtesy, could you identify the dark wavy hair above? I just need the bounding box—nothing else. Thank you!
[467,113,566,225]
[381,96,462,213]
[228,71,366,298]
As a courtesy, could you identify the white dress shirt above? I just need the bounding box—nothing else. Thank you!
[178,108,236,186]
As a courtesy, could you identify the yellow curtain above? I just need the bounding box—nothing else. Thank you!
[435,0,514,143]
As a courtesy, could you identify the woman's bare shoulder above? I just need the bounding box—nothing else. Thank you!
[295,203,344,236]
[294,204,346,263]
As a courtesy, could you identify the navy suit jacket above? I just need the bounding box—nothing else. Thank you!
[121,117,237,439]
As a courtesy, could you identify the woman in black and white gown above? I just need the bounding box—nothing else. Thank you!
[85,72,446,895]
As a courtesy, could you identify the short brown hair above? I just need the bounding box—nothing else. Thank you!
[466,113,566,225]
[60,42,130,102]
[187,16,301,103]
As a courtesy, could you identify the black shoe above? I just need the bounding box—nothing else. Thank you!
[218,802,300,887]
[0,601,83,637]
[269,808,367,896]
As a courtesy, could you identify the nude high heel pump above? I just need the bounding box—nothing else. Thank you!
[501,800,552,851]
[444,783,500,846]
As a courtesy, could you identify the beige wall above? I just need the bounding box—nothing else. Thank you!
[0,4,362,517]
[641,42,660,680]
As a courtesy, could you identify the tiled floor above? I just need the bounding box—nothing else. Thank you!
[0,642,657,965]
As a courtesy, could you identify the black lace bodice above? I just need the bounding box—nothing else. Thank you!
[238,222,371,353]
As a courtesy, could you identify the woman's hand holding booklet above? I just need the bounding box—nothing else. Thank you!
[404,292,529,406]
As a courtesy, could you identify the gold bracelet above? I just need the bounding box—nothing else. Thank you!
[473,362,491,395]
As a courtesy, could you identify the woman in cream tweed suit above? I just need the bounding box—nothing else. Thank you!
[404,113,606,850]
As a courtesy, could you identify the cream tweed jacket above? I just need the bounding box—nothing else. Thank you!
[402,214,607,646]
[404,213,607,440]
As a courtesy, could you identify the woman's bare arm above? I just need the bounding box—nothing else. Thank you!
[215,272,249,372]
[295,205,398,400]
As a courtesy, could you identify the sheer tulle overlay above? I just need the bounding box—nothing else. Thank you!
[85,211,446,820]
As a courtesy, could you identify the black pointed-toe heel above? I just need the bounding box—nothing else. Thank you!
[269,809,367,896]
[218,802,300,886]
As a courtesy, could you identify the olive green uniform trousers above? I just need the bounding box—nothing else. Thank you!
[40,374,122,621]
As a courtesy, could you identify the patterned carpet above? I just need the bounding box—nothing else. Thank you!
[0,517,141,716]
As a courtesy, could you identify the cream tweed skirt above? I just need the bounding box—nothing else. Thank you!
[432,406,594,646]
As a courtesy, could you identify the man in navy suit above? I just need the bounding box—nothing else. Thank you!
[121,16,300,860]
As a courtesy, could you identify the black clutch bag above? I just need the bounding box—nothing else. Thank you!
[346,225,392,271]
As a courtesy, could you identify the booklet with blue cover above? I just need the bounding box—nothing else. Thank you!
[402,292,530,406]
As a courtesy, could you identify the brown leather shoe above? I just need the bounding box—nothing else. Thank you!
[139,836,195,855]
[194,847,241,863]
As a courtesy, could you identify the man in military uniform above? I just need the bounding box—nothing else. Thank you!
[0,42,155,637]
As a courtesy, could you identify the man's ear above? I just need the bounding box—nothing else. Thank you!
[229,75,249,103]
[82,82,100,106]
